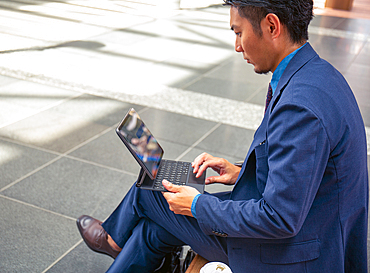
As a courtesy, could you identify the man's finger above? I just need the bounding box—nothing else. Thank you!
[192,152,210,172]
[205,175,222,185]
[162,180,180,192]
[196,161,213,178]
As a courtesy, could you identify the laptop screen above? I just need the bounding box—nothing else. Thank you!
[116,108,164,179]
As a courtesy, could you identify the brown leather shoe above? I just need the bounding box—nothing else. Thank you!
[76,215,120,259]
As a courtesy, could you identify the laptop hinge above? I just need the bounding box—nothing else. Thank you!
[136,168,146,188]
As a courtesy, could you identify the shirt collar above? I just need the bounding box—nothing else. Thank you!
[270,43,307,95]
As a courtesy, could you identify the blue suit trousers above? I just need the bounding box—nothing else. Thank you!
[102,185,229,273]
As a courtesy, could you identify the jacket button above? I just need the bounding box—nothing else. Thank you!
[212,230,228,237]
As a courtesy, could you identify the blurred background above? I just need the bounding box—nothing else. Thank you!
[0,1,369,272]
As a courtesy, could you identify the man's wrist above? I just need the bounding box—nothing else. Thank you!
[191,194,201,218]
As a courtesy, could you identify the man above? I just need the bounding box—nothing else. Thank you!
[77,0,369,272]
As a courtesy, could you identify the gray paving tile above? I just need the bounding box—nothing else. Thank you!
[0,196,80,273]
[310,36,365,73]
[0,100,39,127]
[0,80,81,128]
[158,58,213,89]
[46,243,112,273]
[98,35,191,64]
[344,72,370,112]
[195,124,254,159]
[161,57,212,75]
[361,40,370,55]
[147,60,205,88]
[346,79,370,106]
[68,130,141,174]
[358,105,370,128]
[1,157,136,220]
[353,41,370,66]
[0,139,57,190]
[177,6,231,38]
[158,138,193,160]
[350,82,370,107]
[0,109,109,154]
[49,94,142,127]
[306,32,325,47]
[206,55,272,86]
[138,108,218,146]
[324,54,357,75]
[95,29,151,47]
[101,9,232,66]
[0,74,19,87]
[247,85,269,106]
[0,80,80,110]
[173,42,233,66]
[185,76,259,102]
[125,15,231,55]
[335,17,370,33]
[345,62,370,80]
[310,15,345,28]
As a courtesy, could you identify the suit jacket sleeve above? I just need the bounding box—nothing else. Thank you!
[196,100,330,239]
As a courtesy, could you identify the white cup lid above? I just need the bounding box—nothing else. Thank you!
[200,262,232,273]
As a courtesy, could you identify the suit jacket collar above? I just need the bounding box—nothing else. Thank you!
[270,43,317,112]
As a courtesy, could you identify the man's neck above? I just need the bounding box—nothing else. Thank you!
[272,40,306,73]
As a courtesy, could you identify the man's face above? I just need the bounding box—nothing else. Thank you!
[230,6,273,74]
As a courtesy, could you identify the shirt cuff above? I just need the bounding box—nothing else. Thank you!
[191,194,201,218]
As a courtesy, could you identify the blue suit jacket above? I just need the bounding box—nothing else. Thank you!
[196,43,368,272]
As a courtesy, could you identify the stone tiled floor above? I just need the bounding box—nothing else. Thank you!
[0,1,369,272]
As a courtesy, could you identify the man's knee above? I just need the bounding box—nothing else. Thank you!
[138,218,184,253]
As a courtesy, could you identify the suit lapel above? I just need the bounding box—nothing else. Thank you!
[234,43,318,187]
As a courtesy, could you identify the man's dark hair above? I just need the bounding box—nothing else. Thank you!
[224,0,313,44]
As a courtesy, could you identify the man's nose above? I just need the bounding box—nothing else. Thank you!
[235,39,243,52]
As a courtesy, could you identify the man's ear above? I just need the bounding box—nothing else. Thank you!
[264,13,281,39]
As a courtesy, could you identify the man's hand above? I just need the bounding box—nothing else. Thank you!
[162,180,200,217]
[192,152,241,185]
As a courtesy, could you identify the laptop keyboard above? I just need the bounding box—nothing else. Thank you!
[153,160,190,190]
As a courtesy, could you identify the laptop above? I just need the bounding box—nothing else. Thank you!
[116,108,206,193]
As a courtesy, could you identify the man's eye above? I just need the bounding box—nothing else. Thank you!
[235,32,241,37]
